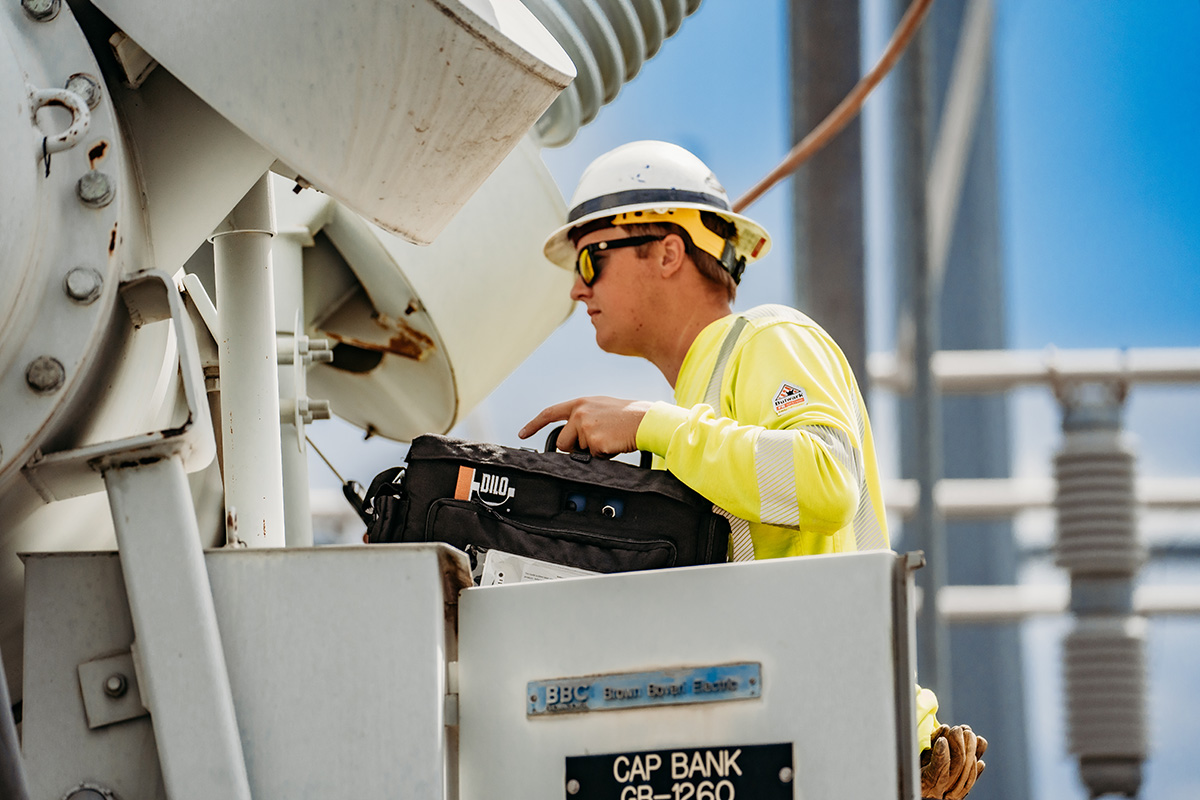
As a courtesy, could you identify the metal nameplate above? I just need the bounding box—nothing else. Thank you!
[565,742,794,799]
[528,663,760,716]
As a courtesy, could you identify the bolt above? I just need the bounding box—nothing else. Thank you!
[779,766,794,784]
[64,267,103,304]
[26,357,65,394]
[103,673,128,698]
[21,0,60,22]
[77,170,115,208]
[63,785,113,800]
[65,73,102,109]
[566,779,581,795]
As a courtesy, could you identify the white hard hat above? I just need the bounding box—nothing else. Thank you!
[543,141,772,282]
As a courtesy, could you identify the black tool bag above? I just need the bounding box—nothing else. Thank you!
[364,430,730,576]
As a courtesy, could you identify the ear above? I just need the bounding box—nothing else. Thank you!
[658,233,687,278]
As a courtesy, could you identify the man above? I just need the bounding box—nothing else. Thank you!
[519,141,985,799]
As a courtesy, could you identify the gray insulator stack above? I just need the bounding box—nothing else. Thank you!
[1054,395,1148,798]
[524,0,704,146]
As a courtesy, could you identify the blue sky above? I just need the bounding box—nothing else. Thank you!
[309,3,1199,797]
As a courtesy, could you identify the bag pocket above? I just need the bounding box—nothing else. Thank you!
[426,498,678,573]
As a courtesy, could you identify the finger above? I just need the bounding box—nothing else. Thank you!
[556,420,582,453]
[518,400,578,439]
[922,736,951,798]
[974,735,988,759]
[948,729,978,798]
[951,760,985,800]
[946,725,967,779]
[960,758,984,798]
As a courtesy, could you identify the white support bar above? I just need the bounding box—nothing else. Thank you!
[936,584,1200,622]
[212,174,286,547]
[884,477,1200,518]
[103,456,252,800]
[870,347,1200,394]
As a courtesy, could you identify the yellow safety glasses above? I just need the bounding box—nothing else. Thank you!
[574,235,664,287]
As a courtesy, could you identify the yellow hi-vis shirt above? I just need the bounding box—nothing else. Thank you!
[636,304,888,560]
[636,304,940,748]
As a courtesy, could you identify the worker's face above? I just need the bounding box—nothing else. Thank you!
[571,227,659,356]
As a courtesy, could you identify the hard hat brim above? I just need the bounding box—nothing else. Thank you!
[543,201,772,272]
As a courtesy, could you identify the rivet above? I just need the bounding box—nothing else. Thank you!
[77,170,115,208]
[779,766,794,784]
[64,267,103,304]
[21,0,60,22]
[103,673,128,698]
[26,357,65,394]
[567,778,581,795]
[65,73,102,109]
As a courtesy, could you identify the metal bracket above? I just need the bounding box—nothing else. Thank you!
[77,651,148,730]
[21,269,216,502]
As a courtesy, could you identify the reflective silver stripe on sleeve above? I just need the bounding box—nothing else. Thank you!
[798,425,863,484]
[716,506,755,562]
[704,317,749,410]
[754,430,801,528]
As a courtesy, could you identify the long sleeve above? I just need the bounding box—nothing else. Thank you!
[637,317,886,558]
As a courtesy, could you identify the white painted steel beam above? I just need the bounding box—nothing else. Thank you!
[884,477,1200,518]
[935,584,1200,622]
[870,347,1200,393]
[103,456,251,800]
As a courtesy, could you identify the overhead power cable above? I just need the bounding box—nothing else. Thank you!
[733,0,936,213]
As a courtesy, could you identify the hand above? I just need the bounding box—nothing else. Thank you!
[921,724,987,799]
[519,397,653,458]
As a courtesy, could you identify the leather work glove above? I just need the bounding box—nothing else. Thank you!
[921,723,987,799]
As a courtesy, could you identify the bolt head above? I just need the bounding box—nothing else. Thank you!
[26,357,65,394]
[779,766,794,784]
[77,170,115,208]
[566,778,581,795]
[21,0,60,21]
[65,73,102,109]
[63,786,112,800]
[103,673,128,698]
[65,267,104,303]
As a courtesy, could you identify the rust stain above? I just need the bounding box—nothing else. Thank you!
[325,313,435,362]
[108,222,118,255]
[88,140,109,169]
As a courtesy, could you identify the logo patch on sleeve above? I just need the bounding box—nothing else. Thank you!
[772,381,807,414]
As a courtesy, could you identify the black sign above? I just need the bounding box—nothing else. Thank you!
[565,743,794,800]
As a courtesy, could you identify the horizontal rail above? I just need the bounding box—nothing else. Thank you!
[884,477,1200,519]
[933,584,1200,623]
[870,347,1200,394]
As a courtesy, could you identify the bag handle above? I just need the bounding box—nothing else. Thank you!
[545,425,653,470]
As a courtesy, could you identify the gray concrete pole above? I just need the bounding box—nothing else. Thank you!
[789,0,867,390]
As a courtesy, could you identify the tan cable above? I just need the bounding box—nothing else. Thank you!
[733,0,936,213]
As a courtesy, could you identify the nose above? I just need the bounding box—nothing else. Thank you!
[569,270,591,301]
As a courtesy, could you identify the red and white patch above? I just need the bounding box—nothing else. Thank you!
[772,381,807,414]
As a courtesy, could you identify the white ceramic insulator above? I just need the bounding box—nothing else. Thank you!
[1064,617,1148,759]
[1054,430,1146,575]
[529,0,703,146]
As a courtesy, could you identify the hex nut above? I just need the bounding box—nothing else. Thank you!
[65,267,104,304]
[77,170,115,208]
[26,357,66,394]
[21,0,60,22]
[65,73,102,109]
